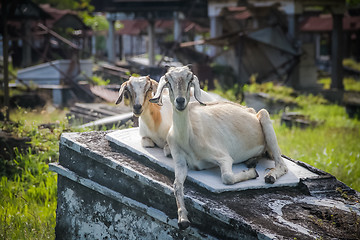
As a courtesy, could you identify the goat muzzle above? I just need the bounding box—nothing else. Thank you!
[175,97,186,111]
[133,104,143,116]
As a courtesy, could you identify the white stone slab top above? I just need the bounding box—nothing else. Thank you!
[106,128,319,193]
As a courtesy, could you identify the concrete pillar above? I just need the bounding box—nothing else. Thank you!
[287,14,299,40]
[330,14,344,90]
[118,35,123,61]
[91,35,96,56]
[287,14,301,89]
[315,34,321,60]
[209,16,222,57]
[148,20,155,66]
[2,0,10,121]
[107,19,116,64]
[174,12,181,42]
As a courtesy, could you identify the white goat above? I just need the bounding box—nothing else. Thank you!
[115,76,173,156]
[115,75,216,156]
[150,66,288,229]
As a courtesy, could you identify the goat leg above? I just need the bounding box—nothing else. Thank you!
[256,109,288,183]
[219,156,259,185]
[172,151,190,229]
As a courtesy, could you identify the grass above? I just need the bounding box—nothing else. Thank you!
[0,106,122,240]
[274,104,360,191]
[0,107,68,240]
[318,77,360,92]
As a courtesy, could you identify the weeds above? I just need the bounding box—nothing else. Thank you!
[274,104,360,191]
[0,107,67,240]
[318,77,360,91]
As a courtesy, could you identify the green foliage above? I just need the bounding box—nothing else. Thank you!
[0,106,133,239]
[318,77,360,92]
[0,108,68,240]
[347,0,360,8]
[343,58,360,71]
[83,14,109,32]
[318,58,360,92]
[244,82,298,104]
[92,76,110,86]
[242,81,328,107]
[114,20,124,31]
[211,81,242,102]
[0,173,57,239]
[32,0,94,12]
[273,105,360,191]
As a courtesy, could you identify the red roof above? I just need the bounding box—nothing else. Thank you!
[301,14,360,32]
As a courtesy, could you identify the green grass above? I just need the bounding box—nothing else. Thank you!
[0,107,68,240]
[0,106,126,239]
[273,104,360,191]
[318,77,360,92]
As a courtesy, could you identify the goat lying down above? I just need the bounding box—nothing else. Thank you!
[115,76,172,156]
[115,75,216,156]
[150,66,288,229]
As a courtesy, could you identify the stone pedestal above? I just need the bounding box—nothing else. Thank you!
[50,130,360,240]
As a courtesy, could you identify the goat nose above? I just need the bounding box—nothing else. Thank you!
[133,104,142,110]
[176,97,185,105]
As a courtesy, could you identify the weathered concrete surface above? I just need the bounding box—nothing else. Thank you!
[51,131,360,240]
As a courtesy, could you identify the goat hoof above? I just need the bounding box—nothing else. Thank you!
[178,220,190,230]
[254,170,259,178]
[141,137,155,148]
[265,175,276,184]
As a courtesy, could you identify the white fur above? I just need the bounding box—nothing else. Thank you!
[150,66,288,229]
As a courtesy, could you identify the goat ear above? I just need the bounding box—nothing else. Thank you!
[115,81,128,105]
[145,76,157,94]
[192,75,206,106]
[150,79,158,94]
[149,76,167,106]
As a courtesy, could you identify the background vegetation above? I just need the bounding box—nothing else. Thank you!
[0,108,68,239]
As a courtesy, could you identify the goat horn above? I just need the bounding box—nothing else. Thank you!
[149,76,167,106]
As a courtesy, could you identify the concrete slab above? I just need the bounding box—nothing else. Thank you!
[106,128,318,193]
[79,112,133,129]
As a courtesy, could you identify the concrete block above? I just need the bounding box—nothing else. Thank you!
[51,131,360,240]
